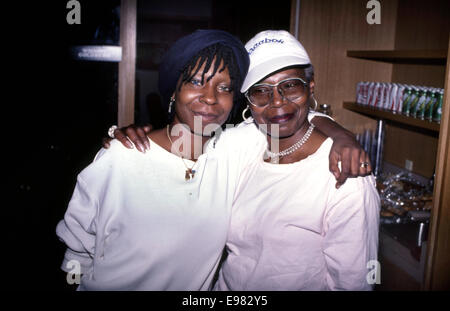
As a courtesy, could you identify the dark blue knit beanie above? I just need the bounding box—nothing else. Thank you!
[158,29,249,109]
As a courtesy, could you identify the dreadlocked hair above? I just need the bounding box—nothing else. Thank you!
[169,43,244,125]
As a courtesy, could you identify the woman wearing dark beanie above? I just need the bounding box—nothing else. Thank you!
[56,30,251,290]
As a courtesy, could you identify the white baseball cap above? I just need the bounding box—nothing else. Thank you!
[241,30,311,93]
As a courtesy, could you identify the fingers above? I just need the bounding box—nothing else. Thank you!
[329,149,349,189]
[108,124,153,153]
[334,165,346,189]
[329,132,373,188]
[143,124,153,134]
[113,128,134,149]
[338,148,351,185]
[335,151,373,189]
[359,150,368,176]
[102,137,112,149]
[124,126,148,153]
[329,151,341,180]
[350,148,362,177]
[135,126,150,151]
[335,171,348,189]
[360,152,373,176]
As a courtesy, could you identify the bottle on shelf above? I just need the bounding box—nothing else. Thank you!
[432,91,444,123]
[401,87,413,116]
[412,88,428,119]
[424,90,437,121]
[409,88,423,118]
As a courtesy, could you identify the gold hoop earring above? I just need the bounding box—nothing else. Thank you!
[310,95,318,111]
[242,105,253,123]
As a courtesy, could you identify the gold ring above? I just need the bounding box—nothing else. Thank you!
[360,162,369,168]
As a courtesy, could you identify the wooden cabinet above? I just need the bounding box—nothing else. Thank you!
[344,47,450,290]
[292,0,449,290]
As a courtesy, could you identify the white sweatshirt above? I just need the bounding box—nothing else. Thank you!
[56,134,254,290]
[215,125,380,290]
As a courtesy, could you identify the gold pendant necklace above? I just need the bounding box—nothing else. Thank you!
[166,125,196,181]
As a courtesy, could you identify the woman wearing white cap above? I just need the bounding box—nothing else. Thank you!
[213,30,380,291]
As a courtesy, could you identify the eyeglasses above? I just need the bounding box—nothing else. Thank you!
[245,78,308,107]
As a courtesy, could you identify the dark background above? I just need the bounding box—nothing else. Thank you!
[9,0,290,290]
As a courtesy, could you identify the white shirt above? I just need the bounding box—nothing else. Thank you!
[56,134,254,291]
[214,124,380,291]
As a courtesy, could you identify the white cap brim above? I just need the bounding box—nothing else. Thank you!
[240,56,311,93]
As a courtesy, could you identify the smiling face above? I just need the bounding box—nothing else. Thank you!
[172,58,234,136]
[249,67,313,139]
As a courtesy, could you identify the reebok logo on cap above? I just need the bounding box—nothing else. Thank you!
[248,38,284,55]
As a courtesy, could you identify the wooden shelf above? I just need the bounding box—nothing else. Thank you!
[343,102,441,132]
[347,49,447,65]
